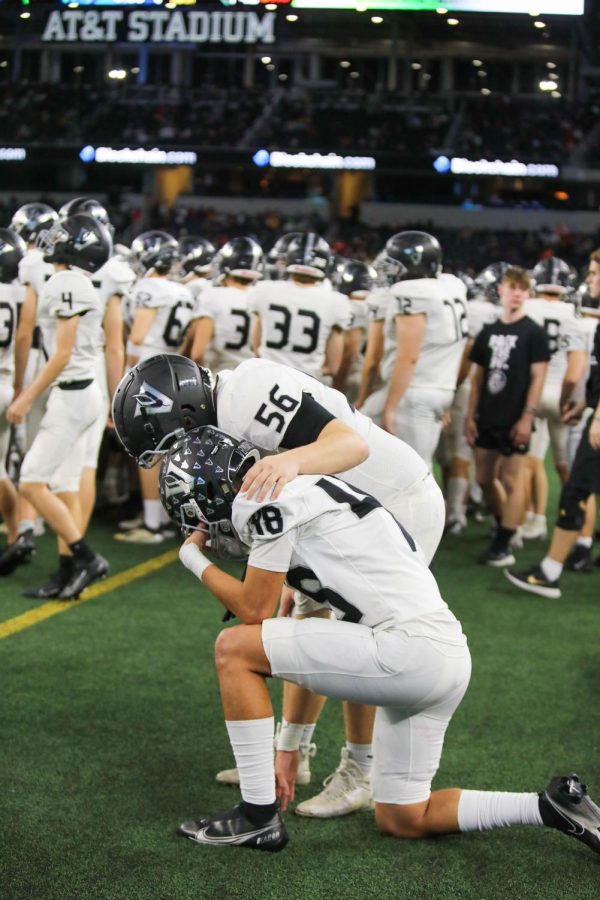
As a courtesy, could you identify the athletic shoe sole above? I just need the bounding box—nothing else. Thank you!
[504,569,561,599]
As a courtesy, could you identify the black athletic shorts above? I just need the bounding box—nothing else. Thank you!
[475,426,529,457]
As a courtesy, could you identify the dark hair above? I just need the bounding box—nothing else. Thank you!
[501,266,531,290]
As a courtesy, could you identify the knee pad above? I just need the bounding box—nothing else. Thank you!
[556,483,588,531]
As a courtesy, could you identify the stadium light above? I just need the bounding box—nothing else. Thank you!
[534,21,546,28]
[411,62,422,70]
[480,88,491,96]
[546,62,556,69]
[436,7,448,14]
[261,56,272,64]
[472,59,483,66]
[371,16,383,24]
[539,79,558,91]
[447,18,459,26]
[108,69,127,81]
[286,14,299,21]
[340,60,351,68]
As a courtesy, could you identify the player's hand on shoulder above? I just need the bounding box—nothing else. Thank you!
[240,452,301,503]
[275,750,300,813]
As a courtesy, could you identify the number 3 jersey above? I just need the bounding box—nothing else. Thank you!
[36,268,104,383]
[131,277,194,360]
[233,474,464,640]
[191,285,253,370]
[370,273,468,392]
[247,280,353,380]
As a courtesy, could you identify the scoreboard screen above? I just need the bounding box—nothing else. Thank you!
[56,1,584,12]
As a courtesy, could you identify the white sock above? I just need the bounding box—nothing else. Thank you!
[143,499,162,531]
[18,519,35,536]
[457,790,543,832]
[446,477,468,525]
[541,557,563,581]
[159,504,171,526]
[346,742,373,776]
[576,536,592,549]
[301,723,316,747]
[469,481,482,505]
[226,717,276,805]
[534,514,547,527]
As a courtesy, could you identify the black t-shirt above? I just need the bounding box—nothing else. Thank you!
[470,315,550,428]
[585,321,600,409]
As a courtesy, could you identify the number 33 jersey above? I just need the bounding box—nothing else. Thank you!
[248,280,353,380]
[132,277,194,359]
[37,268,103,383]
[233,474,463,639]
[371,273,468,391]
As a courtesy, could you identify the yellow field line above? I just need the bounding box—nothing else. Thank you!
[0,548,179,642]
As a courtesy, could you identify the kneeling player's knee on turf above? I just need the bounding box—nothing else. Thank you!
[375,802,429,840]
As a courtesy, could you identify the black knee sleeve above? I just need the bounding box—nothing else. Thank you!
[556,483,588,531]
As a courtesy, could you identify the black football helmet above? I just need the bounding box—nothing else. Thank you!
[59,197,114,238]
[160,425,260,530]
[112,354,216,469]
[0,228,26,283]
[532,257,573,295]
[10,202,58,244]
[36,213,112,274]
[378,232,442,283]
[180,236,217,277]
[474,262,511,305]
[213,237,264,282]
[130,230,180,276]
[285,233,331,279]
[265,232,304,280]
[333,259,377,298]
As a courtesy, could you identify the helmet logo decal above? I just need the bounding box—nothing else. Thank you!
[133,381,174,417]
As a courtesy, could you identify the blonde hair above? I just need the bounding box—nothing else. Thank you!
[501,266,531,291]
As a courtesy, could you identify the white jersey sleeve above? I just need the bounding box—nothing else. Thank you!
[0,282,24,376]
[45,268,98,319]
[93,257,136,307]
[18,248,54,296]
[467,298,499,339]
[367,287,392,322]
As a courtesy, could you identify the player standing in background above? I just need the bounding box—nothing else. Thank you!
[6,213,112,600]
[0,203,58,573]
[521,258,587,541]
[357,232,468,469]
[438,263,504,534]
[466,267,549,566]
[331,259,376,402]
[189,236,263,370]
[178,236,216,358]
[0,230,26,560]
[116,231,194,544]
[249,233,353,383]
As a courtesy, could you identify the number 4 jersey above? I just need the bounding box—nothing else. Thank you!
[233,474,463,639]
[131,276,194,360]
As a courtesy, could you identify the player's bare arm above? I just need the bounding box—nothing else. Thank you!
[7,315,79,424]
[510,360,548,447]
[355,317,384,408]
[127,306,157,366]
[382,312,426,434]
[241,418,369,502]
[103,294,125,402]
[322,326,344,377]
[189,316,214,365]
[12,284,37,397]
[559,349,586,412]
[465,363,483,447]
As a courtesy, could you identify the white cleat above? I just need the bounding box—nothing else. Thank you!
[216,742,317,786]
[294,748,372,818]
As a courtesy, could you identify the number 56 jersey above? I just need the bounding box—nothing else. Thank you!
[233,474,463,640]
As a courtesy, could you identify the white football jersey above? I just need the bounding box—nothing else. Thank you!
[248,280,353,379]
[131,277,194,360]
[467,297,499,339]
[192,285,254,370]
[233,475,463,639]
[524,298,587,387]
[37,268,103,382]
[370,274,468,391]
[571,316,599,404]
[93,256,136,308]
[0,282,24,377]
[18,247,54,296]
[215,357,428,499]
[186,276,210,306]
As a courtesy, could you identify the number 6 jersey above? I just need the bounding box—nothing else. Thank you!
[131,276,194,360]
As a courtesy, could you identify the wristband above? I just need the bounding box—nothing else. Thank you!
[276,722,305,752]
[179,543,211,581]
[523,406,537,416]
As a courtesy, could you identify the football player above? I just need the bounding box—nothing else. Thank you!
[330,259,376,402]
[163,426,600,856]
[357,232,468,469]
[177,236,216,359]
[519,258,587,541]
[112,351,446,816]
[116,231,194,544]
[248,233,353,383]
[189,237,262,370]
[263,232,303,281]
[5,213,112,600]
[0,229,26,556]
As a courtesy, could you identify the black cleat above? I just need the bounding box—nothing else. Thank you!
[478,546,515,567]
[539,774,600,856]
[565,544,594,574]
[0,530,36,576]
[23,570,70,599]
[178,804,288,852]
[504,565,561,599]
[59,554,109,601]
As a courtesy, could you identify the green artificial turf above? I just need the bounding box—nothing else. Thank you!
[1,496,599,900]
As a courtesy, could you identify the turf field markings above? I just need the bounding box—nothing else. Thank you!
[0,548,179,641]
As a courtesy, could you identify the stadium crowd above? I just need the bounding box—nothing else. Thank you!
[0,197,598,855]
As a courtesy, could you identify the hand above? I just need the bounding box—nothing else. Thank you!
[278,584,296,618]
[7,393,32,425]
[381,406,396,435]
[240,452,300,502]
[465,415,478,448]
[561,399,586,425]
[183,529,208,551]
[441,408,452,430]
[275,749,300,813]
[590,417,600,450]
[510,415,532,449]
